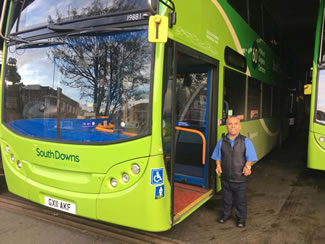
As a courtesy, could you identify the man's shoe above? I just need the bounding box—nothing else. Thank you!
[218,216,230,224]
[237,221,246,228]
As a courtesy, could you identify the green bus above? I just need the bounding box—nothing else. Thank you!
[0,0,288,231]
[306,0,325,170]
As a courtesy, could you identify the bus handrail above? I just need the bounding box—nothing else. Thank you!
[96,124,137,137]
[175,126,206,165]
[0,0,9,41]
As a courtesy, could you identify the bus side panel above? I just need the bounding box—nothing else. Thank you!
[307,131,325,170]
[240,118,280,160]
[97,155,171,232]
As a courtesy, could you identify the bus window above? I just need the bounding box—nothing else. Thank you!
[176,73,207,126]
[248,77,261,120]
[316,70,325,123]
[272,87,279,116]
[262,83,272,117]
[223,68,246,123]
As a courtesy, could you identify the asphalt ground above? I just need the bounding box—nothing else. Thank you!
[1,129,325,243]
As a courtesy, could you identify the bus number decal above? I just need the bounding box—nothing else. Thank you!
[252,48,258,64]
[251,40,258,70]
[127,14,141,21]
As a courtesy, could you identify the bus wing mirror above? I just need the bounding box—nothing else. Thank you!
[304,84,312,95]
[148,15,168,43]
[148,0,158,14]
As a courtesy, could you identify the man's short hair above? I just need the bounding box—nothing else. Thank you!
[226,116,241,124]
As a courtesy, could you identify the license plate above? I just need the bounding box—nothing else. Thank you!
[44,196,76,214]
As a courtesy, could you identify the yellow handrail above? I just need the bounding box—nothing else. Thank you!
[175,126,206,165]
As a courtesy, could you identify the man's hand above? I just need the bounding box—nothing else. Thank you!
[242,165,251,176]
[216,164,222,176]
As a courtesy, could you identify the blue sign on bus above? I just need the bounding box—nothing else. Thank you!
[155,185,165,199]
[151,168,163,185]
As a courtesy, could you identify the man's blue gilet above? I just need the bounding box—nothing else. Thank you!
[221,134,247,182]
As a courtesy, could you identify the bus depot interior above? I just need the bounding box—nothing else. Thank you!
[0,0,321,232]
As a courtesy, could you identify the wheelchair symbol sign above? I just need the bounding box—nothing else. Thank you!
[151,168,163,185]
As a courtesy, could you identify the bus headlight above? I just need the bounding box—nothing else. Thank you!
[17,160,22,168]
[10,154,15,162]
[122,173,129,183]
[131,163,140,174]
[100,158,147,193]
[110,178,118,188]
[5,145,10,154]
[320,137,325,142]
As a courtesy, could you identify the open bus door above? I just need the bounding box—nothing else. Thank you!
[163,43,218,225]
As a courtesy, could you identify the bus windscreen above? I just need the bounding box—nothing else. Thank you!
[3,29,152,143]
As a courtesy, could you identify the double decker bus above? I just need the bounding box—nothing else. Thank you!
[0,0,288,231]
[306,0,325,170]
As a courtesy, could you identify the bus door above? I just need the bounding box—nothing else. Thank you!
[174,71,209,187]
[168,46,218,224]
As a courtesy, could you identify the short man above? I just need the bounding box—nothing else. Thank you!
[211,116,257,228]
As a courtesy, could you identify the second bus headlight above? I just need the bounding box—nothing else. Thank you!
[5,145,10,154]
[110,178,118,188]
[131,163,140,174]
[122,173,129,183]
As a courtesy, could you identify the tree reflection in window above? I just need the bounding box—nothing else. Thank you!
[48,30,151,119]
[12,0,148,32]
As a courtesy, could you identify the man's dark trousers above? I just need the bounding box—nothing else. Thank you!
[221,179,247,221]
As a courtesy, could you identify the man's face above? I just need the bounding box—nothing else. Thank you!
[226,117,241,137]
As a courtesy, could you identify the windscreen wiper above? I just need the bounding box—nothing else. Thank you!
[48,23,124,32]
[68,26,147,36]
[7,35,30,44]
[48,23,89,32]
[48,23,146,36]
[16,41,66,49]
